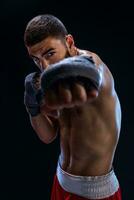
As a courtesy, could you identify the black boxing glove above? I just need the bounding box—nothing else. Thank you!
[24,72,43,117]
[41,55,102,94]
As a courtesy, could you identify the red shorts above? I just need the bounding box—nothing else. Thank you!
[51,175,122,200]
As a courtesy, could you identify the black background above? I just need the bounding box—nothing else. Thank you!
[1,0,133,199]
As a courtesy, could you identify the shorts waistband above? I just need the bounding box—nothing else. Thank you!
[56,162,119,199]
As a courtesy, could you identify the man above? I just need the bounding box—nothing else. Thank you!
[24,14,122,200]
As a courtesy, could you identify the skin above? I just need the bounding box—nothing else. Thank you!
[26,34,121,176]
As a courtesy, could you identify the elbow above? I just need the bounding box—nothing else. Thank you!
[32,126,57,144]
[38,134,57,144]
[30,116,57,144]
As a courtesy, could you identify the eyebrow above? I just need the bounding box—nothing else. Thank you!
[30,48,54,59]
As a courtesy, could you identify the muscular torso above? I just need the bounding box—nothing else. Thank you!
[57,50,121,176]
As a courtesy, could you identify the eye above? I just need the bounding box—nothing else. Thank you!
[33,57,40,66]
[45,51,55,59]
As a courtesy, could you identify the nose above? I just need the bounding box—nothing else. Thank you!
[40,59,49,71]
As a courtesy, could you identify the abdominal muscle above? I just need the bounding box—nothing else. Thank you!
[58,99,119,176]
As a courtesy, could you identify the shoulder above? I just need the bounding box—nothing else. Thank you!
[78,49,105,66]
[77,49,115,95]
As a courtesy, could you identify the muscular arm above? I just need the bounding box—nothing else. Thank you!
[30,112,58,144]
[30,52,115,145]
[24,72,59,144]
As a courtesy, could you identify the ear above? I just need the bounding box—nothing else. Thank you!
[65,34,75,49]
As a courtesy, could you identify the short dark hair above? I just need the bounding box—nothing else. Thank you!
[24,14,68,46]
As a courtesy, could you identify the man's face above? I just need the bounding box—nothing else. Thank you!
[27,36,72,71]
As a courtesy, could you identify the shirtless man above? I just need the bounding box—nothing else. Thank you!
[24,14,122,200]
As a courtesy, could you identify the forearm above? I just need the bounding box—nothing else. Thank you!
[30,113,58,144]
